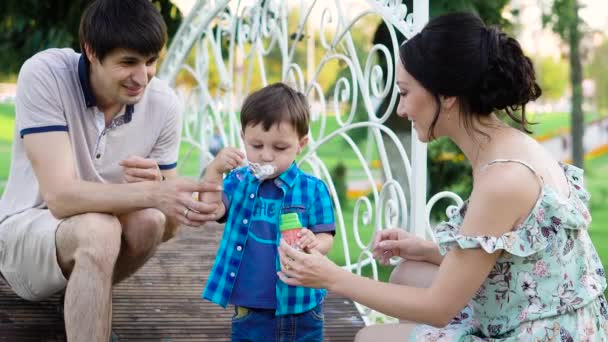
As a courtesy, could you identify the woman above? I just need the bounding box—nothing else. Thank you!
[277,12,608,341]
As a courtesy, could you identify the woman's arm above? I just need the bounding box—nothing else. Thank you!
[279,164,540,326]
[328,247,500,327]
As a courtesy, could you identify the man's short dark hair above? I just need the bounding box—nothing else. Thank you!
[240,83,310,138]
[79,0,167,62]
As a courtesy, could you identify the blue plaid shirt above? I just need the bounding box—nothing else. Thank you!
[202,163,335,315]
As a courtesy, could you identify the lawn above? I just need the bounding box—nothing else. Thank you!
[530,111,605,138]
[586,155,608,281]
[0,103,15,192]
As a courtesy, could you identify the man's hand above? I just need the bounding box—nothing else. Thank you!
[120,156,162,183]
[155,179,223,227]
[208,147,245,175]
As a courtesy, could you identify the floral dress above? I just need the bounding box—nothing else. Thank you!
[411,160,608,341]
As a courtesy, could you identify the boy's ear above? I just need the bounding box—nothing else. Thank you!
[240,130,244,140]
[298,135,309,153]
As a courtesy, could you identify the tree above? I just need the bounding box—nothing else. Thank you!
[430,0,513,28]
[542,0,585,168]
[535,56,569,102]
[0,0,182,79]
[587,40,608,114]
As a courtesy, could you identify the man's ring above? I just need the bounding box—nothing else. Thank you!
[183,208,190,219]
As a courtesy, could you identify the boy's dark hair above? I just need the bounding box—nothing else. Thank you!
[240,83,310,138]
[399,12,541,139]
[79,0,167,62]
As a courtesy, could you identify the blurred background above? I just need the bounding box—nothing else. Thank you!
[0,0,606,288]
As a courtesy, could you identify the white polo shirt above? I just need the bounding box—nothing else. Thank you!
[0,48,182,222]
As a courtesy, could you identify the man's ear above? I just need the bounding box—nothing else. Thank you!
[298,135,309,153]
[83,43,98,64]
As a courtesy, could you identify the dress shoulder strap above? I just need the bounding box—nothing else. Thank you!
[483,159,544,185]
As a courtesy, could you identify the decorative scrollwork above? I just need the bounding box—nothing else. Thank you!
[157,0,474,324]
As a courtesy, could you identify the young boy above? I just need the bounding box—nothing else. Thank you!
[201,83,336,341]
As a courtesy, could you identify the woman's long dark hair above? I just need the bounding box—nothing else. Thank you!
[399,12,542,139]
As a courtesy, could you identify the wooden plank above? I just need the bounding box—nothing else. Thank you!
[0,224,364,340]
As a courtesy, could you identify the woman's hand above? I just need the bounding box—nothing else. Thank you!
[277,239,345,289]
[372,228,439,265]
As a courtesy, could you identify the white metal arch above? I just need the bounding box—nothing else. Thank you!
[159,0,462,323]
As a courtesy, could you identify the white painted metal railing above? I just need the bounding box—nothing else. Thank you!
[159,0,462,324]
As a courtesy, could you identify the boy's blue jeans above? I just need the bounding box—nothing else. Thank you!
[231,303,324,342]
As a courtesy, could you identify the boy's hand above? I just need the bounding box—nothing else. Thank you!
[209,147,245,174]
[297,228,318,252]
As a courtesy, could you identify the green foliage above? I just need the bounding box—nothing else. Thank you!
[534,56,569,101]
[431,0,513,27]
[587,41,608,113]
[0,0,182,78]
[427,138,473,222]
[541,0,579,40]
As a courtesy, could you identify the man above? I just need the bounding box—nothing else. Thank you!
[0,0,220,340]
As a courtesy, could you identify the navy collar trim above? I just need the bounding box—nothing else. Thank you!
[78,54,96,108]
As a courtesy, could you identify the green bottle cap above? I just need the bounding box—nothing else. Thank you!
[280,213,302,231]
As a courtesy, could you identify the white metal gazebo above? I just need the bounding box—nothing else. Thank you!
[158,0,463,324]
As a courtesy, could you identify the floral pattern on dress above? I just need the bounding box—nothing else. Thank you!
[411,162,608,341]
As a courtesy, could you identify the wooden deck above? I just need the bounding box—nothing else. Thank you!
[0,224,364,341]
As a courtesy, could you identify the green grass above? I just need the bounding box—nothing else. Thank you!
[529,111,604,138]
[0,103,14,191]
[586,155,608,282]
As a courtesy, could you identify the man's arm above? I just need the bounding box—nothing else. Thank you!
[24,131,219,224]
[119,155,178,182]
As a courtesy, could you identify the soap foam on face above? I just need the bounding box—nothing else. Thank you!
[247,161,277,180]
